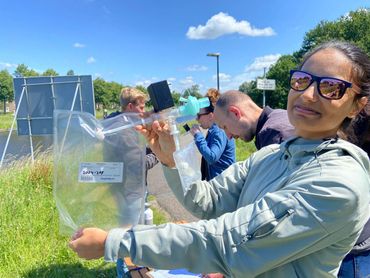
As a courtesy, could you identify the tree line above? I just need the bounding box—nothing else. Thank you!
[0,8,368,112]
[0,64,204,112]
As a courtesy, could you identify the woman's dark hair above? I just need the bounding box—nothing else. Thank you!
[301,40,370,156]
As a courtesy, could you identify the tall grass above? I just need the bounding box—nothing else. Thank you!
[0,156,117,277]
[0,114,256,277]
[235,139,256,161]
[0,153,171,278]
[0,113,16,130]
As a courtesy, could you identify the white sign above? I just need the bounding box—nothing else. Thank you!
[78,162,123,183]
[257,79,276,90]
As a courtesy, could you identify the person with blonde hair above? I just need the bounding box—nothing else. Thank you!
[107,87,148,117]
[104,87,158,277]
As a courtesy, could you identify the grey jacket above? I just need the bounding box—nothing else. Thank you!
[105,137,370,278]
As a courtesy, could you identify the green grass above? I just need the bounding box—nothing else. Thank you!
[0,155,171,278]
[235,139,256,161]
[146,195,169,225]
[0,113,16,130]
[0,113,255,277]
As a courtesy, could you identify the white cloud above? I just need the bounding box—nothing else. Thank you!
[167,77,176,82]
[135,77,159,87]
[213,72,231,82]
[179,76,196,87]
[245,54,281,72]
[216,54,282,91]
[87,56,96,64]
[73,42,86,48]
[221,72,252,91]
[186,12,276,40]
[0,62,18,70]
[186,65,208,72]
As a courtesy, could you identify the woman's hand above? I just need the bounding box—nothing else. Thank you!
[69,228,108,260]
[190,124,201,136]
[136,120,176,168]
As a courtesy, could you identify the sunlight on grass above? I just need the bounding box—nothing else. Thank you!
[0,127,253,277]
[0,113,16,130]
[0,155,117,277]
[235,139,256,161]
[0,154,171,277]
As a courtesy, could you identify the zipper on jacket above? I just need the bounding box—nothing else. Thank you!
[232,209,294,247]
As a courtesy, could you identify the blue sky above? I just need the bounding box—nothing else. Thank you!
[0,0,368,94]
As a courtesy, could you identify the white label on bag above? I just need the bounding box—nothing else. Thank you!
[78,162,124,183]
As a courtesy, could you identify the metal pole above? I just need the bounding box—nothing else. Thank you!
[207,53,221,92]
[58,82,81,160]
[0,82,5,114]
[24,78,35,164]
[216,55,220,92]
[263,67,266,108]
[0,87,26,167]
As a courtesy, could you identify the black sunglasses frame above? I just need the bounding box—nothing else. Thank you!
[196,112,210,120]
[289,70,352,100]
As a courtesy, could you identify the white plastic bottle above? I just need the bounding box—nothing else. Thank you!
[144,203,153,225]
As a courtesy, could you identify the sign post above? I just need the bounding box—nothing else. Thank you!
[257,78,276,107]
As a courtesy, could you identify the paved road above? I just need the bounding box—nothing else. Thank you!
[147,132,200,223]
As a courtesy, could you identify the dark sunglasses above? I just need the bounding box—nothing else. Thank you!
[289,70,352,100]
[196,112,210,120]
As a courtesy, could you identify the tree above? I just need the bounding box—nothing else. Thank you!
[42,68,59,76]
[67,70,75,76]
[171,91,181,106]
[135,85,148,95]
[297,9,370,60]
[182,85,202,99]
[251,9,370,109]
[108,81,124,108]
[93,78,124,109]
[239,54,298,109]
[93,78,111,109]
[0,70,14,113]
[239,80,261,105]
[265,54,298,109]
[14,64,39,77]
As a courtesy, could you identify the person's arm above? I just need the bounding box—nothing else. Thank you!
[72,159,369,277]
[162,160,247,219]
[145,148,159,170]
[70,141,369,276]
[193,128,227,165]
[70,159,368,277]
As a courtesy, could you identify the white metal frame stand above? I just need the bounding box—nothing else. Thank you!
[0,77,82,168]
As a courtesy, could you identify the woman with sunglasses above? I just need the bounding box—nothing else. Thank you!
[70,40,369,278]
[190,89,236,181]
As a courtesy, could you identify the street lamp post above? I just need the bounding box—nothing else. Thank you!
[207,53,220,92]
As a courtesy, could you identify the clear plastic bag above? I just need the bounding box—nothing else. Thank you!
[53,110,146,235]
[173,142,201,194]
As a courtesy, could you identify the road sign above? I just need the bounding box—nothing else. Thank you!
[257,78,276,90]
